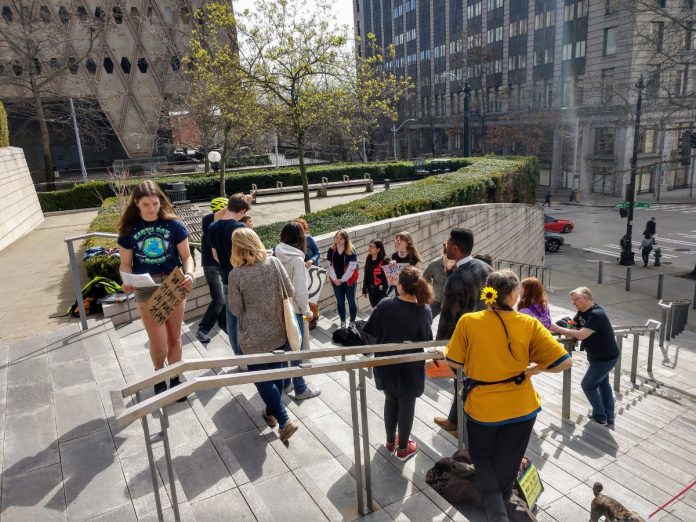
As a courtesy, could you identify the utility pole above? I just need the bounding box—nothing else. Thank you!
[69,98,88,182]
[619,76,644,266]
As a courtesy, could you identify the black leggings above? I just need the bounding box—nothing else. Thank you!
[384,392,417,449]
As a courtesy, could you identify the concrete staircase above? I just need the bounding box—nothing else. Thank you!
[2,313,696,521]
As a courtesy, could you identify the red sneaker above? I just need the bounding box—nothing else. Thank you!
[385,435,399,453]
[395,440,417,461]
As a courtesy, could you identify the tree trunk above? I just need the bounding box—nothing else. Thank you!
[31,77,55,190]
[220,122,231,196]
[297,132,311,214]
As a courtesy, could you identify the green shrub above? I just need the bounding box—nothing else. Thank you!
[0,101,8,147]
[38,181,115,212]
[254,157,539,247]
[84,255,121,283]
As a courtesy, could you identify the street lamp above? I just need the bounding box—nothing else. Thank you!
[619,75,645,266]
[391,118,416,160]
[442,72,471,157]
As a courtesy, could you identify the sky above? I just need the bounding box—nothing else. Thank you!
[233,0,355,35]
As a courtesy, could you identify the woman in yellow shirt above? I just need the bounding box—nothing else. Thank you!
[445,270,572,521]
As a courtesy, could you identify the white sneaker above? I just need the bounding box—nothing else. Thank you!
[340,320,346,328]
[349,321,356,328]
[293,386,321,400]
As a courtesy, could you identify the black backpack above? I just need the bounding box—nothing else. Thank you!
[67,277,122,317]
[331,320,366,346]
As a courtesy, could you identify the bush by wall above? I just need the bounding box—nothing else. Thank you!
[0,101,9,147]
[254,156,539,247]
[37,158,471,212]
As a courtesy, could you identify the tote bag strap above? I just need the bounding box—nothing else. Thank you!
[271,256,290,300]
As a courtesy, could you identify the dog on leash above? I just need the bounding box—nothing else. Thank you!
[590,482,646,522]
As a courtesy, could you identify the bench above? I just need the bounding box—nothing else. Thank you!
[251,174,373,200]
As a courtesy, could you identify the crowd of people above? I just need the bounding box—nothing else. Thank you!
[118,180,624,521]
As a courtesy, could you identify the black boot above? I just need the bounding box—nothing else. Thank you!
[154,380,167,395]
[169,376,188,402]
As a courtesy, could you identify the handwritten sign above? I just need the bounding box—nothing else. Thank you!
[145,268,191,324]
[516,458,543,509]
[382,263,408,286]
[307,266,327,305]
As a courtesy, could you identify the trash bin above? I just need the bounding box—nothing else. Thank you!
[165,182,188,204]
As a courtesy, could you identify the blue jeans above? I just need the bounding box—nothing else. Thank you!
[332,282,357,322]
[581,357,618,422]
[198,265,226,334]
[222,285,240,355]
[283,314,308,394]
[248,359,289,429]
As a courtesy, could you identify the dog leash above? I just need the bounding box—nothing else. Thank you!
[649,478,696,518]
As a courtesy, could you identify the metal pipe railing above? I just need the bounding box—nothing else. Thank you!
[495,259,552,290]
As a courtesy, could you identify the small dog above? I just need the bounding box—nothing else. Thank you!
[590,482,646,522]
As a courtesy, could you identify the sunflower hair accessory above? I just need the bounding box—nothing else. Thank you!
[480,286,498,305]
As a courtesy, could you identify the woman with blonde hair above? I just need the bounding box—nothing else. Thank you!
[118,180,194,397]
[517,277,553,330]
[228,228,299,442]
[445,270,572,520]
[327,229,359,328]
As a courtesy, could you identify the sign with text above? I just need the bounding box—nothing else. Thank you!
[145,267,191,324]
[382,263,408,286]
[516,458,543,509]
[307,266,327,305]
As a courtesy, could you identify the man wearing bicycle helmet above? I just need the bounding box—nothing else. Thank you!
[196,197,229,343]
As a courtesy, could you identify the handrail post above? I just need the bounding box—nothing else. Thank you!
[358,370,373,511]
[348,369,365,515]
[657,273,664,299]
[659,305,668,347]
[614,336,623,393]
[561,343,573,420]
[161,408,180,522]
[665,305,673,341]
[630,333,640,385]
[647,329,656,374]
[66,239,88,331]
[136,392,164,522]
[456,367,464,451]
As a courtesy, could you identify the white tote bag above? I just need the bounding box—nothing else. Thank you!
[276,261,302,351]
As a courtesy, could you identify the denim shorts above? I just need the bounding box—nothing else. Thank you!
[133,273,167,303]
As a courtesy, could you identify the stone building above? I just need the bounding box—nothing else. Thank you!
[354,0,696,197]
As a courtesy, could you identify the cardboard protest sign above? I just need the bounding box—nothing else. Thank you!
[307,266,327,305]
[145,267,192,324]
[381,263,408,286]
[515,457,543,509]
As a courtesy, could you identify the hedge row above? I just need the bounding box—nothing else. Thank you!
[0,101,8,147]
[37,159,470,212]
[254,156,539,247]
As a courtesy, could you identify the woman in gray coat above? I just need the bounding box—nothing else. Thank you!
[228,228,298,442]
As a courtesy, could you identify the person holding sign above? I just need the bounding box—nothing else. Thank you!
[391,231,422,269]
[444,270,572,521]
[361,240,390,307]
[326,230,359,328]
[361,266,433,461]
[228,228,299,442]
[117,180,194,396]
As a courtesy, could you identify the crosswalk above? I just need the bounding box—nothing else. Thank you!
[648,203,696,213]
[582,237,696,259]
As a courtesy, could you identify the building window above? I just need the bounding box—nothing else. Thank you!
[605,0,620,14]
[601,69,614,103]
[639,127,657,154]
[546,10,555,27]
[58,6,70,23]
[39,5,51,22]
[68,57,78,74]
[575,77,584,105]
[575,40,586,58]
[544,48,554,64]
[651,22,664,51]
[562,43,573,61]
[85,58,97,74]
[577,0,588,17]
[645,64,660,97]
[2,5,13,23]
[103,57,114,73]
[113,6,123,24]
[671,67,686,97]
[544,80,553,107]
[487,0,503,10]
[603,27,617,55]
[120,57,131,74]
[564,4,574,22]
[595,128,616,155]
[405,0,415,12]
[467,2,482,19]
[682,22,693,50]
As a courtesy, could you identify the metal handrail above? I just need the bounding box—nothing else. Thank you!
[65,232,201,331]
[495,259,552,289]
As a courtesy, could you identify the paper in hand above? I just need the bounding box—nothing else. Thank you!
[120,271,159,288]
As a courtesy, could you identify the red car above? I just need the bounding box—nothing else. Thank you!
[544,214,574,233]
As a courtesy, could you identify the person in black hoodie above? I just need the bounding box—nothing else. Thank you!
[362,240,390,307]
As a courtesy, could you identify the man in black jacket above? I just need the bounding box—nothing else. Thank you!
[433,228,492,433]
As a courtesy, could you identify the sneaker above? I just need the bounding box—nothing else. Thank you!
[196,330,211,343]
[349,321,356,328]
[340,320,346,329]
[284,382,295,395]
[293,386,321,400]
[169,376,188,402]
[385,435,399,453]
[607,418,615,426]
[279,420,298,442]
[589,414,607,425]
[308,318,318,331]
[262,408,277,428]
[154,381,167,395]
[434,416,457,432]
[395,440,417,461]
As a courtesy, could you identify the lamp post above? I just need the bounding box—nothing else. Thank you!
[442,72,471,157]
[391,118,416,160]
[619,75,645,266]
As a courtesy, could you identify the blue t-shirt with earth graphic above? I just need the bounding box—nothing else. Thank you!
[118,218,190,275]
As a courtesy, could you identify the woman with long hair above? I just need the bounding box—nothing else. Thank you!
[327,229,359,328]
[362,266,433,461]
[229,228,299,442]
[391,231,422,269]
[423,241,455,318]
[517,277,553,330]
[274,222,320,400]
[118,180,194,396]
[444,270,572,521]
[362,239,390,308]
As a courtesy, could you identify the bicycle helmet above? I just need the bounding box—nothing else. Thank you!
[210,197,228,212]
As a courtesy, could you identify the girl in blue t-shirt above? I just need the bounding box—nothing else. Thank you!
[117,180,194,397]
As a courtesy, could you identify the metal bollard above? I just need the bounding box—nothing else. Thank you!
[657,273,665,299]
[561,347,573,420]
[384,178,390,190]
[598,260,604,284]
[625,266,631,291]
[647,329,655,374]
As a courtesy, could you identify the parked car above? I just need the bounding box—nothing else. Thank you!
[545,231,564,252]
[544,214,574,233]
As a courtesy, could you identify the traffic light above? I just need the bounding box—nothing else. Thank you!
[679,131,691,166]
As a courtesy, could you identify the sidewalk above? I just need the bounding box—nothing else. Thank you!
[542,186,696,208]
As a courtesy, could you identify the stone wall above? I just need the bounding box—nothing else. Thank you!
[0,147,44,252]
[104,203,544,326]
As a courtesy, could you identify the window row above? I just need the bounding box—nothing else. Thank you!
[0,4,192,25]
[1,56,184,77]
[561,40,586,60]
[534,9,555,30]
[509,18,528,37]
[564,1,589,22]
[487,25,503,43]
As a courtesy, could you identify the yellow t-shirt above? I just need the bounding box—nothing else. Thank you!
[444,309,570,425]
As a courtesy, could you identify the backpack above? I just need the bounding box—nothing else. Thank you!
[67,276,122,317]
[331,320,366,346]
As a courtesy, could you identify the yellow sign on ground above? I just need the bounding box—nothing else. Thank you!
[516,461,543,509]
[145,268,191,324]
